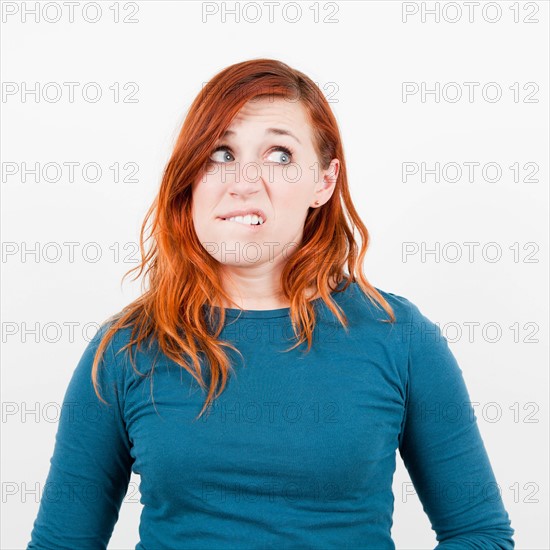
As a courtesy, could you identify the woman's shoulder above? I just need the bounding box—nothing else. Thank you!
[92,316,135,355]
[349,282,423,325]
[372,285,415,312]
[370,285,448,351]
[93,315,166,378]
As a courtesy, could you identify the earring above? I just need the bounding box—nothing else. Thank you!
[315,200,320,206]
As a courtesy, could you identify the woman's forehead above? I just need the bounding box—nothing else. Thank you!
[228,98,310,138]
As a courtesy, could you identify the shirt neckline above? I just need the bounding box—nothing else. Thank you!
[210,279,351,320]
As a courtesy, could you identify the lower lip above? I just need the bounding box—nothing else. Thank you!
[217,218,266,231]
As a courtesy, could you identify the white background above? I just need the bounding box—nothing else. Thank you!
[1,0,548,548]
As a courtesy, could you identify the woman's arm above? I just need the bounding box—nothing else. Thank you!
[398,301,515,549]
[27,323,134,549]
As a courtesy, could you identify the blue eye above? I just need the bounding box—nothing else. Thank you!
[267,147,293,165]
[209,146,234,163]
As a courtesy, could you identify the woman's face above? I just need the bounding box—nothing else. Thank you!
[191,96,339,269]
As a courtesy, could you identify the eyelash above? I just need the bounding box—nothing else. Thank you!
[210,143,294,162]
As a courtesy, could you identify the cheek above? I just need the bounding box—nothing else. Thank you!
[192,177,221,212]
[272,203,308,241]
[271,178,311,217]
[190,187,215,239]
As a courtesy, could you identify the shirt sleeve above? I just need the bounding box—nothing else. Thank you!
[27,323,134,550]
[398,301,515,549]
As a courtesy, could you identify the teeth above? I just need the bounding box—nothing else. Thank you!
[225,214,264,225]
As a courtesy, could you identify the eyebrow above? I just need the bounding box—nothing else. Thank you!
[221,127,301,145]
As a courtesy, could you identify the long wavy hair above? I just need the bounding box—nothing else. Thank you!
[91,58,396,421]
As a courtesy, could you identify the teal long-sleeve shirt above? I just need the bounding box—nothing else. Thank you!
[27,281,515,549]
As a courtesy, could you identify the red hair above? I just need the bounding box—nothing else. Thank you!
[91,58,396,420]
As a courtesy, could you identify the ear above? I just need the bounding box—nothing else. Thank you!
[310,159,339,208]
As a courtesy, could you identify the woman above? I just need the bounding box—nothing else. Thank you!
[27,59,515,549]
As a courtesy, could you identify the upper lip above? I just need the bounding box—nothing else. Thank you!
[218,208,267,222]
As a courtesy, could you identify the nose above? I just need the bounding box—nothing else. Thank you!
[224,157,267,198]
